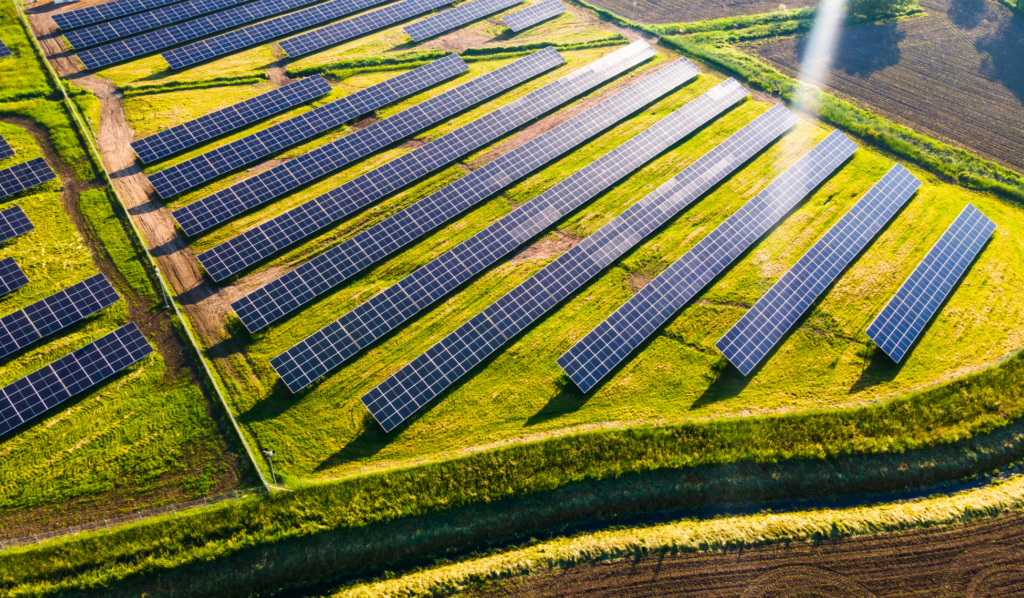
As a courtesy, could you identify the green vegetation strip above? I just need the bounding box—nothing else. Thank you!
[119,75,270,99]
[3,351,1024,596]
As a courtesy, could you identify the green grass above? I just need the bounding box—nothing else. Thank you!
[0,99,95,181]
[0,0,53,102]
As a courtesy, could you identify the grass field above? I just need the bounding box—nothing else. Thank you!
[0,0,52,102]
[749,0,1024,173]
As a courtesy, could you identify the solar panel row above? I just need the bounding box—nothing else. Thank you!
[361,104,797,431]
[0,206,34,244]
[75,0,366,70]
[0,159,57,200]
[0,274,120,360]
[132,76,332,164]
[559,129,858,392]
[0,40,9,59]
[404,0,522,42]
[0,323,153,437]
[53,0,183,30]
[0,135,14,160]
[152,55,466,201]
[233,57,700,333]
[866,204,995,363]
[64,0,259,49]
[279,0,452,58]
[164,0,446,69]
[0,258,28,298]
[502,0,565,32]
[196,45,591,280]
[271,77,750,394]
[174,51,543,240]
[717,164,922,376]
[200,43,653,281]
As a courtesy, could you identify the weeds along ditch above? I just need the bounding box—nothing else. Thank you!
[4,349,1024,596]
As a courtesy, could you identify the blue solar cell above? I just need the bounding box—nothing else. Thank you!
[403,0,523,42]
[0,258,28,297]
[53,0,184,30]
[503,0,565,32]
[558,130,858,392]
[716,164,923,376]
[0,323,153,437]
[0,206,34,244]
[151,55,467,201]
[132,76,333,163]
[0,159,56,199]
[232,56,701,333]
[271,77,751,396]
[359,104,798,431]
[0,135,14,160]
[0,40,11,59]
[866,204,995,362]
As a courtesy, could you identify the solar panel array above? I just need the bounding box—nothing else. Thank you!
[866,204,995,363]
[132,76,332,164]
[0,274,120,360]
[361,105,797,430]
[64,0,260,49]
[503,0,565,32]
[196,45,594,279]
[404,0,522,42]
[162,0,424,69]
[0,135,14,160]
[279,0,452,57]
[0,258,28,297]
[0,40,9,59]
[152,56,465,201]
[233,57,700,333]
[0,206,34,243]
[716,164,922,376]
[75,0,362,70]
[0,323,153,436]
[0,159,56,200]
[271,77,750,395]
[53,0,183,30]
[559,130,858,392]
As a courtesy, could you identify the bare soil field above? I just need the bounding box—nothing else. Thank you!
[474,510,1024,597]
[750,0,1024,174]
[586,0,817,25]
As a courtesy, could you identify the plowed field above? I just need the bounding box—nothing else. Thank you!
[475,510,1024,596]
[751,0,1024,174]
[586,0,817,25]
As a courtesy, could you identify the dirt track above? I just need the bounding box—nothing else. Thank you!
[476,510,1024,597]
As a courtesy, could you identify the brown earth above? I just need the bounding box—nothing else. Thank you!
[586,0,817,25]
[511,230,582,263]
[473,510,1024,597]
[750,0,1024,174]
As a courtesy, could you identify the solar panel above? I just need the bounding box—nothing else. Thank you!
[0,40,11,59]
[360,105,798,430]
[132,76,333,164]
[233,57,701,333]
[404,0,523,42]
[716,164,922,375]
[199,43,653,281]
[196,44,629,280]
[0,323,153,437]
[271,77,750,395]
[164,0,450,69]
[0,274,120,360]
[866,204,995,363]
[0,206,34,244]
[279,0,453,58]
[0,159,57,200]
[0,259,28,297]
[151,55,467,201]
[0,135,14,160]
[63,0,263,49]
[559,130,858,392]
[75,0,382,70]
[502,0,565,32]
[53,0,184,30]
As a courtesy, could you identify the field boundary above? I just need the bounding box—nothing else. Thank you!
[12,0,273,493]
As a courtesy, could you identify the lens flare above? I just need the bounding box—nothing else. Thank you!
[795,0,847,112]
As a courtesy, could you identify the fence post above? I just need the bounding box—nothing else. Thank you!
[103,520,110,531]
[0,539,6,552]
[171,504,177,517]
[33,534,39,545]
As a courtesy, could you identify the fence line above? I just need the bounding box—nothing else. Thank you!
[0,487,267,552]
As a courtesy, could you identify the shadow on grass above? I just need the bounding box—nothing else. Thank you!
[525,373,587,426]
[314,411,392,473]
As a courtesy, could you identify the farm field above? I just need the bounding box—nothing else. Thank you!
[749,0,1024,174]
[0,2,254,539]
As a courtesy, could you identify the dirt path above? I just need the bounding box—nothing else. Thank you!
[476,510,1024,597]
